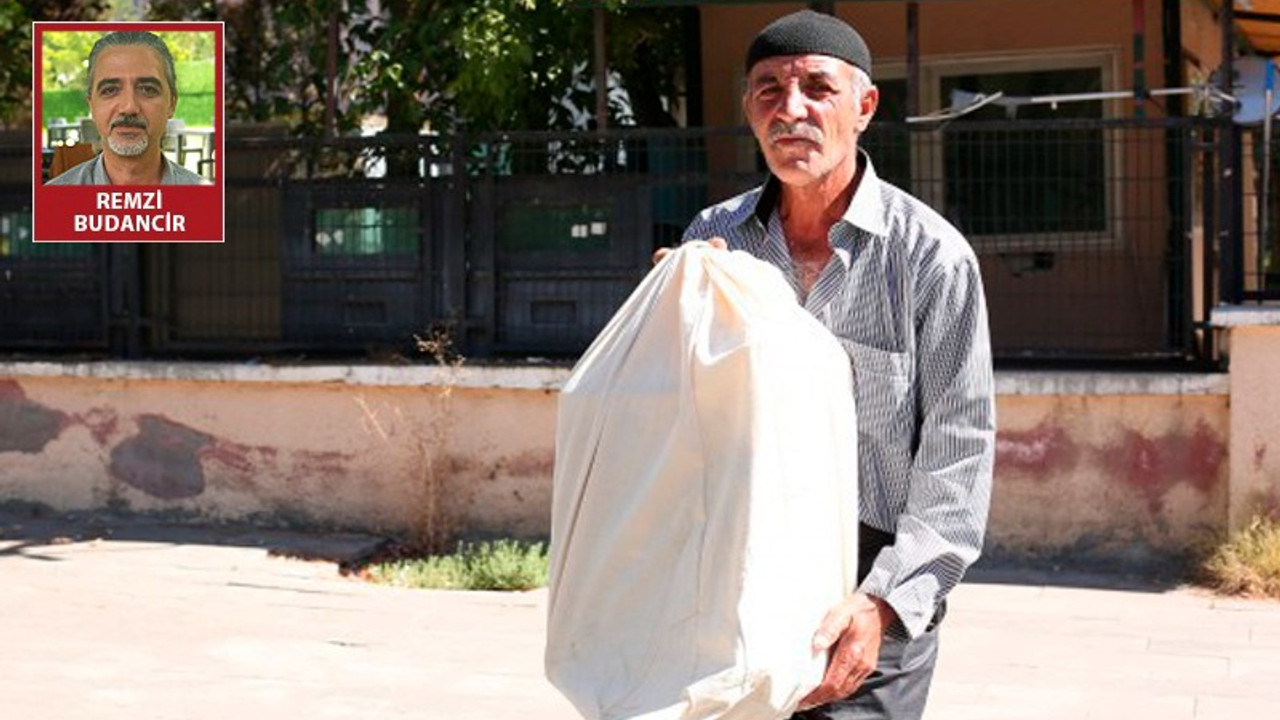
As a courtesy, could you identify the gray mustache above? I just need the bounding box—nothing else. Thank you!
[768,121,823,145]
[110,115,148,130]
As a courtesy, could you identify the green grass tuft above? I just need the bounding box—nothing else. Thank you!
[365,539,549,591]
[1200,516,1280,599]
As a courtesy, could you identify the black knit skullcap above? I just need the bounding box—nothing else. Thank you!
[745,10,872,78]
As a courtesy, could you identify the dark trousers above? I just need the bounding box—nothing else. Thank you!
[791,524,944,720]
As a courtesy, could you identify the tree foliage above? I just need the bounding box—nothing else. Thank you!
[0,0,109,129]
[42,30,217,93]
[147,0,689,135]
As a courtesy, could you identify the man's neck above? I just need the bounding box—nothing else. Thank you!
[777,153,864,248]
[101,149,166,185]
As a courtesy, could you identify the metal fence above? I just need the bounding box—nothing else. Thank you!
[1238,124,1280,302]
[0,118,1235,365]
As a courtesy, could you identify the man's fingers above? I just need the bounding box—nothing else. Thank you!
[804,634,873,707]
[652,237,728,265]
[812,603,853,652]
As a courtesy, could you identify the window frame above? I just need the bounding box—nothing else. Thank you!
[867,50,1122,253]
[918,49,1122,252]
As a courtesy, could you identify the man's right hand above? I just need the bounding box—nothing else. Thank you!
[652,237,728,265]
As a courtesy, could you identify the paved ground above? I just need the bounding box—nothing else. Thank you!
[2,508,1278,720]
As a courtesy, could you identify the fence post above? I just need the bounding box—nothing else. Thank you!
[1219,119,1245,304]
[106,244,142,358]
[469,135,497,356]
[441,133,467,336]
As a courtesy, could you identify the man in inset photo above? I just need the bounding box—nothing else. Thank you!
[48,30,208,185]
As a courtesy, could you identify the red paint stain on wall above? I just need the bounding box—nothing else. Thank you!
[198,440,282,492]
[68,407,121,446]
[995,421,1079,477]
[109,415,213,500]
[0,380,67,453]
[1103,430,1164,510]
[1184,421,1227,494]
[1101,420,1225,513]
[200,439,279,475]
[293,450,354,479]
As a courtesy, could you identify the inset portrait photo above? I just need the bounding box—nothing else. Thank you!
[33,22,224,242]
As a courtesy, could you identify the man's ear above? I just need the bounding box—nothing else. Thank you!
[855,85,879,132]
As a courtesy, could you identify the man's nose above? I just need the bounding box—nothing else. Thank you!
[117,88,141,114]
[778,85,807,121]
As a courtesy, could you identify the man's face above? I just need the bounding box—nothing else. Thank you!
[743,54,877,187]
[88,45,175,160]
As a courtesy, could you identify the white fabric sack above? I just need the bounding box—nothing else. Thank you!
[545,243,859,720]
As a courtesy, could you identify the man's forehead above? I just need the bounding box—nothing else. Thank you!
[749,54,851,81]
[93,45,166,84]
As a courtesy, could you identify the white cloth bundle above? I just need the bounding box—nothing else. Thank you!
[546,243,859,720]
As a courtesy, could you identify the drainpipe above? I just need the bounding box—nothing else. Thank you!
[907,1,919,119]
[1133,0,1147,117]
[1220,0,1243,303]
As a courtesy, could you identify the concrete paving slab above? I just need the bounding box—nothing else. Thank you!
[2,508,1279,719]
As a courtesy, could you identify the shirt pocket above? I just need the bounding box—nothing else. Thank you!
[838,338,913,447]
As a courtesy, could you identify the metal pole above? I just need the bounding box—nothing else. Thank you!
[1219,0,1242,303]
[1202,121,1218,363]
[1133,0,1146,118]
[1263,58,1273,293]
[907,2,919,119]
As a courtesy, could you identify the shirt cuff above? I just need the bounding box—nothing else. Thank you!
[858,559,940,640]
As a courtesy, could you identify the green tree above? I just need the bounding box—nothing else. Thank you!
[0,0,109,129]
[143,0,691,135]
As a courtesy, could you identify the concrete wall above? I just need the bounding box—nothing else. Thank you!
[1213,307,1280,530]
[1,360,1252,568]
[0,364,561,542]
[992,373,1228,567]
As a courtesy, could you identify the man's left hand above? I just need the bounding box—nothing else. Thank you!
[798,593,897,710]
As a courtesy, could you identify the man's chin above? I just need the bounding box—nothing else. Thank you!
[106,138,150,158]
[768,162,826,186]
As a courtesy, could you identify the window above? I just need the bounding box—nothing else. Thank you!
[0,209,32,256]
[498,203,611,253]
[0,208,89,257]
[864,77,912,189]
[312,206,418,256]
[869,53,1117,251]
[940,67,1107,239]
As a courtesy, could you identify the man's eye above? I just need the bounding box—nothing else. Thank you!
[98,86,117,97]
[140,86,160,97]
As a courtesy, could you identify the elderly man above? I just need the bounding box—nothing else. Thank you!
[48,31,206,185]
[674,10,996,720]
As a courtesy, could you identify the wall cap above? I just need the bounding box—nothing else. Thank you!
[0,361,1229,396]
[1210,303,1280,327]
[995,371,1227,396]
[0,361,572,391]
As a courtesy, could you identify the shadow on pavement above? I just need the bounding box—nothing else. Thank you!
[0,500,391,566]
[967,550,1196,593]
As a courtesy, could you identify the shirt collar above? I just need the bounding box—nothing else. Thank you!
[739,148,891,240]
[89,153,182,185]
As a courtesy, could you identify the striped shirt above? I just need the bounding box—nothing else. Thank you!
[682,152,996,639]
